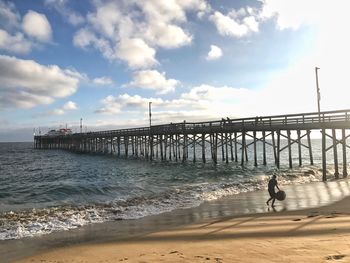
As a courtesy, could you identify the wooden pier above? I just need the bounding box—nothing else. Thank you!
[34,109,350,181]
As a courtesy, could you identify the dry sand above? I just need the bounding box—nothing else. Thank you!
[13,193,350,263]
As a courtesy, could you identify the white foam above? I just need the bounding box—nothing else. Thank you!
[0,167,323,240]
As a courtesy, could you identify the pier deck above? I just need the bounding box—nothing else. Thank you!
[34,109,350,181]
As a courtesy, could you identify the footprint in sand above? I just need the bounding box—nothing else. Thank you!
[325,254,346,260]
[307,214,319,218]
[292,218,301,221]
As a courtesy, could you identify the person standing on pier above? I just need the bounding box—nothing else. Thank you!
[266,175,280,207]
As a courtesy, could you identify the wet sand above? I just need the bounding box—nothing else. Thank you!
[4,179,350,263]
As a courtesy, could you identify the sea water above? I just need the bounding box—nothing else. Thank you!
[0,140,343,240]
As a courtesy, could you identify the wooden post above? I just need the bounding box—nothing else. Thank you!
[307,130,314,165]
[210,133,213,161]
[150,135,154,161]
[342,128,348,178]
[172,134,176,159]
[230,133,234,161]
[182,134,187,162]
[245,134,248,162]
[287,130,292,168]
[253,131,257,166]
[182,121,187,162]
[297,130,302,166]
[271,131,277,165]
[164,135,167,160]
[221,133,225,162]
[322,128,327,181]
[110,136,113,155]
[193,134,196,162]
[140,136,144,156]
[225,133,229,163]
[276,131,280,169]
[131,136,135,155]
[117,137,120,156]
[262,131,266,165]
[214,133,218,164]
[234,132,238,162]
[169,135,172,161]
[159,135,163,160]
[177,134,181,161]
[135,136,139,157]
[144,136,148,159]
[241,131,245,166]
[332,129,339,179]
[125,136,129,157]
[202,133,206,163]
[175,134,178,161]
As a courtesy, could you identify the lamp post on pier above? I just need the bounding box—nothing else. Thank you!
[315,67,321,117]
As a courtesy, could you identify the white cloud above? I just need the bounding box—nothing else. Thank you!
[93,76,113,85]
[73,28,115,61]
[209,11,258,38]
[95,93,193,115]
[22,10,52,42]
[73,28,96,48]
[86,1,132,39]
[0,55,81,109]
[206,45,222,60]
[127,70,179,94]
[45,101,78,116]
[116,38,158,69]
[96,94,152,114]
[243,16,259,32]
[45,0,85,26]
[95,84,254,121]
[259,0,320,30]
[62,101,78,110]
[144,22,192,49]
[0,29,32,54]
[0,1,20,29]
[73,0,208,68]
[0,2,52,54]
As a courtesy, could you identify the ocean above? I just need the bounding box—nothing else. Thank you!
[0,141,342,240]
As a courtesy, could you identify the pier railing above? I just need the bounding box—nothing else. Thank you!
[36,109,350,139]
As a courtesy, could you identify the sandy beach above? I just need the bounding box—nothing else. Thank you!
[8,179,350,263]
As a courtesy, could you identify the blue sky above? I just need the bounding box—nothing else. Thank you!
[0,0,349,141]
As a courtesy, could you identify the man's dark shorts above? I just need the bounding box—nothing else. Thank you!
[268,189,275,198]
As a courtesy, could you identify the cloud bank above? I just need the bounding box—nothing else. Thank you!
[0,55,81,109]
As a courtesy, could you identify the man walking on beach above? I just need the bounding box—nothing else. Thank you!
[266,175,280,207]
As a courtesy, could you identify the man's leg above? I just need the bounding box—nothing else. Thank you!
[271,198,276,207]
[266,197,272,205]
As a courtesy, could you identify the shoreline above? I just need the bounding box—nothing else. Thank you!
[3,179,350,262]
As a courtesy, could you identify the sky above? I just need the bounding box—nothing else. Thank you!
[1,0,350,141]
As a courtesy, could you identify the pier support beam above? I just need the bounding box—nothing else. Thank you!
[241,131,246,166]
[253,131,257,166]
[297,130,302,166]
[202,133,206,163]
[287,130,292,169]
[332,129,339,179]
[307,130,314,165]
[322,128,327,181]
[262,131,266,165]
[342,128,348,178]
[276,131,281,168]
